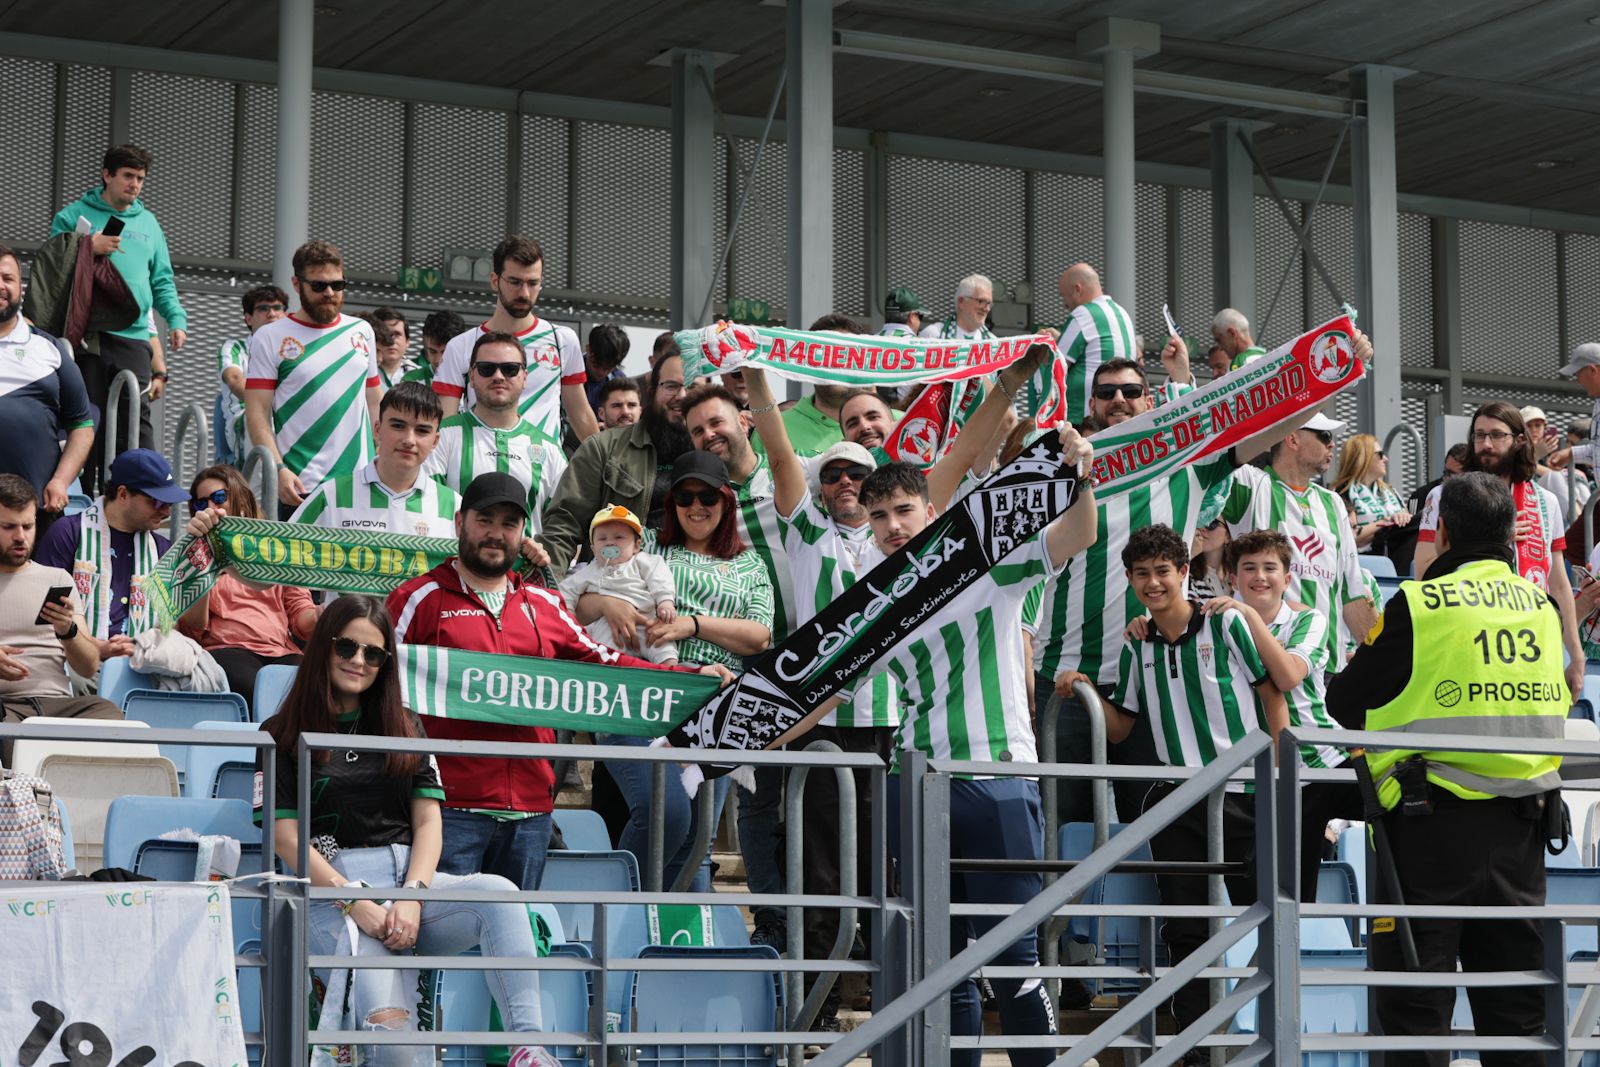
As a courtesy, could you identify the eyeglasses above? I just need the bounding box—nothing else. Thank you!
[303,279,347,293]
[1472,430,1515,443]
[473,361,525,379]
[1092,382,1146,401]
[960,296,994,308]
[658,380,685,395]
[191,489,227,511]
[251,303,285,313]
[672,487,723,508]
[820,463,873,486]
[333,638,388,668]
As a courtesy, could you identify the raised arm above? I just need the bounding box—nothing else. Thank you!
[1044,424,1098,571]
[743,366,808,518]
[926,343,1050,512]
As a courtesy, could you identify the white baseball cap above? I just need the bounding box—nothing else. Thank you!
[1520,405,1549,425]
[1302,412,1345,433]
[1559,342,1600,377]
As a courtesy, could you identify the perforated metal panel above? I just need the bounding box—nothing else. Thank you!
[832,148,866,318]
[886,155,1027,327]
[1028,171,1102,330]
[1459,221,1560,373]
[1254,195,1302,342]
[1461,384,1590,429]
[158,281,253,464]
[1173,187,1212,350]
[60,65,111,217]
[571,121,671,299]
[0,57,55,241]
[1395,390,1431,495]
[309,91,405,274]
[1302,201,1355,329]
[234,83,277,265]
[1398,213,1434,367]
[727,138,786,314]
[410,103,508,270]
[1565,233,1600,354]
[519,114,569,290]
[128,71,235,260]
[1133,181,1168,351]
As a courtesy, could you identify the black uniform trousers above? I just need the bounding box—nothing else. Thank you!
[78,334,154,495]
[1370,789,1547,1067]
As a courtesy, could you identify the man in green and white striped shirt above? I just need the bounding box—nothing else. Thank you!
[215,284,285,465]
[1050,263,1138,427]
[291,381,460,538]
[1104,523,1285,1041]
[423,331,567,537]
[1213,307,1267,372]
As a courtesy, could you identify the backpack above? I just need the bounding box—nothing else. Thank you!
[0,770,68,880]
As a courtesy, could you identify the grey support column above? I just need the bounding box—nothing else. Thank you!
[671,49,718,330]
[1352,65,1406,437]
[274,0,314,293]
[785,0,834,334]
[1211,119,1256,324]
[1079,18,1159,317]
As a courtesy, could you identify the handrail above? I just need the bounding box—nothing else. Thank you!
[102,368,142,481]
[1570,460,1582,525]
[782,739,859,1056]
[668,775,718,893]
[1383,421,1425,500]
[1581,481,1600,561]
[238,444,280,517]
[170,400,211,540]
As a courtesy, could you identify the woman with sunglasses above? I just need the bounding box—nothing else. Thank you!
[179,464,316,710]
[576,450,773,891]
[1331,433,1411,551]
[259,595,560,1067]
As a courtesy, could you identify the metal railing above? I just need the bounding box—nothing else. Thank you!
[1383,421,1426,502]
[102,368,142,482]
[169,400,211,539]
[239,444,280,516]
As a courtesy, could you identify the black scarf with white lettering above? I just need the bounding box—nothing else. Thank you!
[668,434,1081,758]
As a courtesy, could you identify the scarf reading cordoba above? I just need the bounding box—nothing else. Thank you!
[674,320,1052,387]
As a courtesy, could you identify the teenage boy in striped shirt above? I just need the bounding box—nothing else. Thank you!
[1104,524,1286,1059]
[290,381,460,538]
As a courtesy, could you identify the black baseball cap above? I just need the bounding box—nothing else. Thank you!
[460,471,530,518]
[669,451,731,490]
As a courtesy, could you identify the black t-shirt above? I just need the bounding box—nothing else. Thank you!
[254,711,445,859]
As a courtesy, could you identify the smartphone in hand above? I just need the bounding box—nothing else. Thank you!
[34,585,73,626]
[101,216,125,238]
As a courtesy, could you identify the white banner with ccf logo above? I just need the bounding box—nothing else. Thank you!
[0,883,248,1067]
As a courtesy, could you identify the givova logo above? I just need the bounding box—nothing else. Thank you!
[6,897,55,917]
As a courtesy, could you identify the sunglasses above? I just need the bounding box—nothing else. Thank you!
[333,637,389,668]
[1304,429,1334,445]
[1375,450,1386,459]
[473,360,526,379]
[820,463,873,486]
[191,488,228,511]
[672,487,723,508]
[1092,382,1146,401]
[303,278,347,293]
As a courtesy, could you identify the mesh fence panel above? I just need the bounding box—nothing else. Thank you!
[128,71,235,260]
[1460,221,1560,374]
[1174,186,1213,358]
[0,57,56,242]
[59,65,111,233]
[1398,212,1435,367]
[1255,194,1303,342]
[235,83,277,264]
[1303,201,1355,329]
[308,90,405,275]
[158,282,247,463]
[886,154,1027,328]
[409,103,508,271]
[728,137,787,314]
[1028,170,1103,330]
[571,121,671,299]
[1566,233,1600,355]
[833,148,866,318]
[1134,181,1168,350]
[520,114,570,291]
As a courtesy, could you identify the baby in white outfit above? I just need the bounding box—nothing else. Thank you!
[558,504,679,664]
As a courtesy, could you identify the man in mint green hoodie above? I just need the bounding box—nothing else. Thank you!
[49,143,188,491]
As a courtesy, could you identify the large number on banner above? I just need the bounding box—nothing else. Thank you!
[16,1001,204,1067]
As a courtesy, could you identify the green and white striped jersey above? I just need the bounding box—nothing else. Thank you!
[780,493,899,730]
[423,410,568,536]
[919,319,994,342]
[433,320,585,443]
[856,534,1062,771]
[1057,295,1138,428]
[1032,451,1235,687]
[289,462,461,538]
[245,313,378,492]
[731,457,797,643]
[1223,465,1367,668]
[378,361,415,393]
[217,336,248,457]
[642,532,775,671]
[1110,605,1270,789]
[1340,568,1383,664]
[878,323,915,339]
[1267,602,1341,770]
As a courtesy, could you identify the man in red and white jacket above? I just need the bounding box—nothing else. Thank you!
[389,471,729,890]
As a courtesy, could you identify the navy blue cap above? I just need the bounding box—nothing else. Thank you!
[107,448,188,504]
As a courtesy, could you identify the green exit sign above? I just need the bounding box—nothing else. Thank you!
[727,296,771,325]
[397,266,443,293]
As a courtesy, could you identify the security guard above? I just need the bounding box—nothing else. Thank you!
[1327,471,1568,1067]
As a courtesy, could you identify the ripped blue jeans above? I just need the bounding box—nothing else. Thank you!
[309,844,544,1066]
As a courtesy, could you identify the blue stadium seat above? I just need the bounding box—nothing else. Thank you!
[1547,868,1600,957]
[1317,861,1362,944]
[629,945,783,1067]
[1059,822,1165,994]
[540,850,640,943]
[437,942,592,1067]
[1551,809,1586,869]
[1226,923,1357,1041]
[58,799,76,873]
[1373,575,1403,608]
[64,493,93,517]
[121,691,249,790]
[252,665,297,722]
[184,721,263,801]
[1359,555,1397,578]
[1335,825,1368,908]
[552,808,612,852]
[103,795,257,871]
[98,658,156,711]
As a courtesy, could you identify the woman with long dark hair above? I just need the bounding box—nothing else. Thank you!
[258,595,559,1067]
[179,464,316,707]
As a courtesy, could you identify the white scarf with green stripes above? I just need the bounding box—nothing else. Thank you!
[74,498,161,640]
